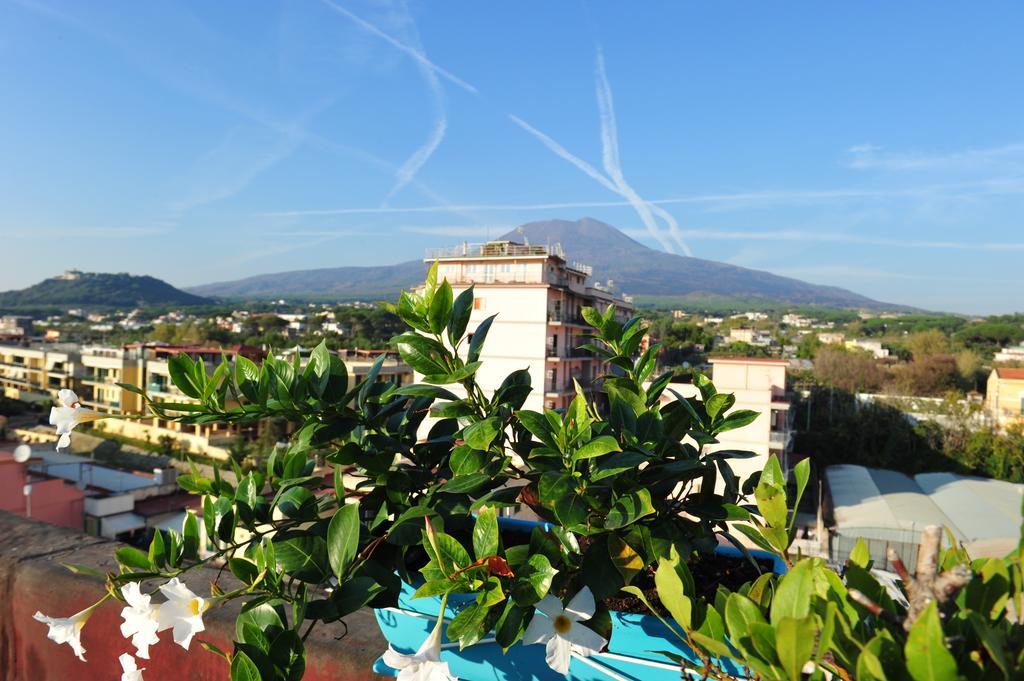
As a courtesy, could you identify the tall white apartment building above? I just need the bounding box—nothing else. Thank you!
[424,240,633,412]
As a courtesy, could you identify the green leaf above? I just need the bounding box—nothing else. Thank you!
[229,557,260,585]
[592,451,647,481]
[473,507,499,560]
[705,392,735,420]
[308,341,333,396]
[789,458,811,529]
[495,602,526,650]
[445,603,489,648]
[605,489,655,529]
[393,333,448,376]
[608,535,643,585]
[182,511,199,560]
[848,538,872,569]
[511,554,557,606]
[581,306,604,331]
[463,417,501,451]
[168,355,201,399]
[393,384,459,401]
[724,593,767,648]
[116,546,153,572]
[904,602,958,681]
[276,487,317,520]
[230,650,262,681]
[715,409,760,433]
[755,480,788,529]
[437,472,492,494]
[518,410,557,450]
[428,280,453,335]
[775,617,816,681]
[448,286,475,346]
[327,502,360,579]
[62,562,107,578]
[425,532,472,577]
[148,529,166,568]
[274,536,330,582]
[572,435,621,461]
[770,558,828,623]
[468,314,497,363]
[655,550,694,629]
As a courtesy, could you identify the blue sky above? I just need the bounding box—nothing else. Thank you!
[2,1,1024,314]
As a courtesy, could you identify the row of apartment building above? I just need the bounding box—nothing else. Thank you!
[0,342,413,459]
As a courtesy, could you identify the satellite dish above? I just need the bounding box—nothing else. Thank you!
[13,444,31,463]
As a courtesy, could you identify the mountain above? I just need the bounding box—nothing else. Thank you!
[0,271,211,309]
[190,218,895,309]
[189,261,425,300]
[503,219,886,307]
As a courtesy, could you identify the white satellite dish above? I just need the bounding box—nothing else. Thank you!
[13,444,31,463]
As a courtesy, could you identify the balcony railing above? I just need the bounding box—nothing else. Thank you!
[547,310,586,324]
[426,242,562,259]
[546,346,593,359]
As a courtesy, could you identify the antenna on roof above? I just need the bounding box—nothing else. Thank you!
[516,226,527,245]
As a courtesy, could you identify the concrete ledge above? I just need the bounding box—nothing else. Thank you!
[0,511,387,681]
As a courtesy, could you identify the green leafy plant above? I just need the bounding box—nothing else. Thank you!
[645,456,1024,680]
[36,265,782,680]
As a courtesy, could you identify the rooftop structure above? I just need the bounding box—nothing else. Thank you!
[825,464,1024,568]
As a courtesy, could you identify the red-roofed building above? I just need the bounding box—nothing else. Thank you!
[986,368,1024,429]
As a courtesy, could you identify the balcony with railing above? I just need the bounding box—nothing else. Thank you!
[547,310,587,325]
[545,339,594,360]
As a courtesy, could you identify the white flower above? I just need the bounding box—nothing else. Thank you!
[522,586,607,676]
[119,582,161,659]
[49,389,102,449]
[382,613,457,681]
[120,653,145,681]
[33,608,90,661]
[155,578,207,650]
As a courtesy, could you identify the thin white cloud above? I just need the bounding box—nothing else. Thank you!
[318,0,478,94]
[227,233,350,265]
[400,225,512,237]
[618,228,1024,251]
[847,142,1024,172]
[594,48,691,256]
[677,228,1024,252]
[259,176,1024,217]
[773,264,1024,285]
[5,227,171,239]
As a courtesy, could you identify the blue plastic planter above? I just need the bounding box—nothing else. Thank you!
[373,519,785,680]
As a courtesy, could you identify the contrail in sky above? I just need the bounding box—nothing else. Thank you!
[319,0,478,94]
[319,0,688,254]
[594,47,691,255]
[382,3,448,204]
[508,114,678,253]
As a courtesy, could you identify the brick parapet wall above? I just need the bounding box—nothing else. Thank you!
[0,511,387,681]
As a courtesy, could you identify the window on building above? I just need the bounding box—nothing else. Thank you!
[466,264,476,274]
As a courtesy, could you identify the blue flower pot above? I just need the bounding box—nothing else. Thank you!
[373,519,785,680]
